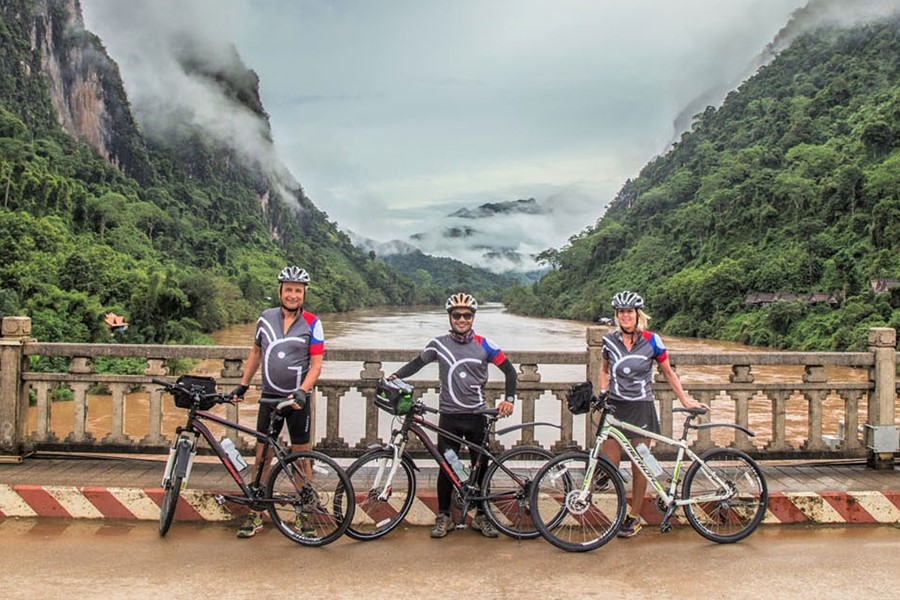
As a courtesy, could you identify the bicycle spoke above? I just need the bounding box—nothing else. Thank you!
[682,448,767,543]
[266,451,354,547]
[530,453,626,552]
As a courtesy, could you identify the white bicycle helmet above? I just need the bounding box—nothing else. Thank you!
[445,292,478,313]
[278,266,310,284]
[611,290,644,310]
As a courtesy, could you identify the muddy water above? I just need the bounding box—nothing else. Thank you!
[32,304,872,449]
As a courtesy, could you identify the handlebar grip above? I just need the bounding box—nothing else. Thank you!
[151,378,170,386]
[276,398,295,416]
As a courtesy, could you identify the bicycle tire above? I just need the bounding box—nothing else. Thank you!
[480,445,555,539]
[682,447,768,543]
[529,451,626,552]
[158,437,190,537]
[158,472,182,537]
[266,450,355,547]
[344,448,417,541]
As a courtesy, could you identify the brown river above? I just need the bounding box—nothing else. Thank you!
[33,304,873,449]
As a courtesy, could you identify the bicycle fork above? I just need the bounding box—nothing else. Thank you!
[374,437,408,501]
[162,434,197,489]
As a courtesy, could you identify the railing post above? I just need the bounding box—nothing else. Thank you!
[0,316,31,460]
[586,326,604,390]
[865,327,898,469]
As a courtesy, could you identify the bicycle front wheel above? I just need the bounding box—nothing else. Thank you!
[682,448,768,543]
[529,452,626,552]
[158,472,182,537]
[266,450,355,547]
[480,446,554,539]
[344,448,417,541]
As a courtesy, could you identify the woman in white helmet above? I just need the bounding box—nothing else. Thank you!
[599,290,705,539]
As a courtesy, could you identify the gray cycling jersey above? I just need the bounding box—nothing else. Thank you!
[254,307,324,397]
[601,329,667,402]
[418,332,507,414]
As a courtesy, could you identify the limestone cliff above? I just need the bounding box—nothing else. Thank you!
[26,0,153,182]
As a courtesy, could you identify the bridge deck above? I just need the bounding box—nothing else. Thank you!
[1,453,898,526]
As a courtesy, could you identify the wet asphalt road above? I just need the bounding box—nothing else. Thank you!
[1,519,898,599]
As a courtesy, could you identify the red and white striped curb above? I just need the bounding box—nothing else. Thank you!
[2,484,899,525]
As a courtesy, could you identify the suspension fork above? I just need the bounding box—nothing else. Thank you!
[374,431,409,501]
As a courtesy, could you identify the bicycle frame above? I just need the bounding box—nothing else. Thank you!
[371,406,552,509]
[170,406,296,508]
[584,407,754,511]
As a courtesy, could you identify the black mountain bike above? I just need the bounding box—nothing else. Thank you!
[153,376,355,547]
[345,378,562,540]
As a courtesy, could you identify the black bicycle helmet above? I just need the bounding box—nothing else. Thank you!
[445,292,478,313]
[611,290,644,310]
[278,266,310,285]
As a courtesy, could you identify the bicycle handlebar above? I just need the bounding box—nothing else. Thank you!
[151,377,232,407]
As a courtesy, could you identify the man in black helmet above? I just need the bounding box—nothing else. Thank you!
[229,266,324,538]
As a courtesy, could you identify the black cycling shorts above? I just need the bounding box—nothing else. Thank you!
[608,399,660,439]
[256,396,311,445]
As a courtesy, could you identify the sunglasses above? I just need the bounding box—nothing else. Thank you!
[450,311,475,321]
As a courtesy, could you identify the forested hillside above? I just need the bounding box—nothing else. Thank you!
[507,16,900,350]
[0,0,423,345]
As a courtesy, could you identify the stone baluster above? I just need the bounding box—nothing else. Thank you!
[103,382,130,445]
[67,382,93,444]
[801,365,827,452]
[729,365,754,451]
[65,356,94,445]
[766,392,792,452]
[220,359,244,434]
[355,360,384,451]
[142,358,167,445]
[512,363,541,450]
[317,385,348,452]
[511,391,541,450]
[33,382,54,442]
[842,391,863,451]
[554,389,576,452]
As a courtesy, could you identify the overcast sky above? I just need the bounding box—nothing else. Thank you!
[82,0,816,268]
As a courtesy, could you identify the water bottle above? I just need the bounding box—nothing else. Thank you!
[221,437,248,471]
[444,448,469,480]
[636,443,663,477]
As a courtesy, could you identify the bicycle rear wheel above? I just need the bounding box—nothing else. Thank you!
[344,448,417,541]
[266,450,355,547]
[682,448,768,543]
[529,452,626,552]
[480,446,554,539]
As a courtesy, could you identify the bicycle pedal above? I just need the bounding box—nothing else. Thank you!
[213,494,226,506]
[659,521,672,534]
[455,523,468,530]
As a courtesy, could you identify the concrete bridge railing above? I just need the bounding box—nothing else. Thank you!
[1,316,897,467]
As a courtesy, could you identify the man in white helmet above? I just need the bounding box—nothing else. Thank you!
[391,292,516,539]
[229,266,324,538]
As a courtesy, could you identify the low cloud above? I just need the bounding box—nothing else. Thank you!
[81,0,298,194]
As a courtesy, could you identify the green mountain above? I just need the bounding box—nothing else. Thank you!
[0,0,422,344]
[507,15,900,351]
[380,249,525,302]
